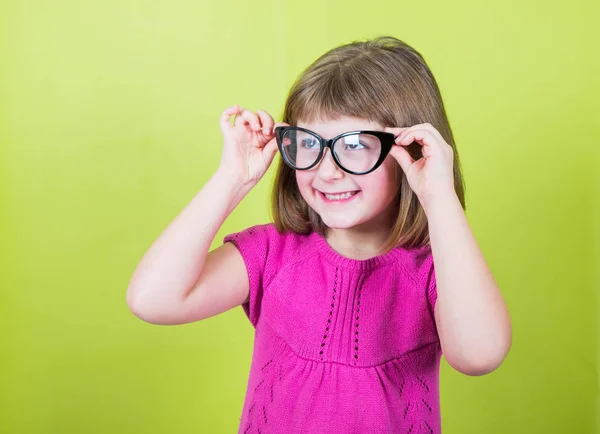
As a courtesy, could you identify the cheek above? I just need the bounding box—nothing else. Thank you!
[360,164,399,201]
[295,171,314,196]
[362,181,396,204]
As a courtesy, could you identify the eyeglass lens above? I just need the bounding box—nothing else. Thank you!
[281,129,382,173]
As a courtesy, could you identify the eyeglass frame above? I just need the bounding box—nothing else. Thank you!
[274,126,397,175]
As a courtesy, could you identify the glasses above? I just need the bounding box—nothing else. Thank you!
[274,126,396,175]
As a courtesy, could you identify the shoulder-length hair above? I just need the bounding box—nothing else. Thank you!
[271,36,466,252]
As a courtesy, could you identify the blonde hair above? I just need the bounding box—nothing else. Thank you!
[271,36,466,252]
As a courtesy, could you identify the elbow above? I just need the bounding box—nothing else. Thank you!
[441,304,513,376]
[126,285,149,321]
[126,288,155,324]
[126,285,180,325]
[444,335,512,376]
[447,352,507,376]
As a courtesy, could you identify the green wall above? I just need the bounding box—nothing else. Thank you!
[1,0,597,432]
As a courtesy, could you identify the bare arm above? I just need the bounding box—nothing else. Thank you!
[126,105,284,325]
[126,169,253,325]
[425,191,512,376]
[385,122,512,376]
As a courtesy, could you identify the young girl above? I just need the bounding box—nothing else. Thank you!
[127,36,512,433]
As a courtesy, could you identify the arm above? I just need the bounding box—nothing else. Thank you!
[424,191,512,376]
[126,168,253,325]
[127,105,283,325]
[385,122,512,376]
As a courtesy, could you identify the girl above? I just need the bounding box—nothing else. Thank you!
[127,36,512,433]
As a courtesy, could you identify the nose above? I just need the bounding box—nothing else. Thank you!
[316,148,344,180]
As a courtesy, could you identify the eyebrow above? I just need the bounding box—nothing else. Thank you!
[297,127,378,139]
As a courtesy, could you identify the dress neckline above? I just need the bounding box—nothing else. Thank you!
[310,230,403,272]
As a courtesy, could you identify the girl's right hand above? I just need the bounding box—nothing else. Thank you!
[218,105,288,186]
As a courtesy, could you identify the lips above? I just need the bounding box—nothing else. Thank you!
[316,189,360,202]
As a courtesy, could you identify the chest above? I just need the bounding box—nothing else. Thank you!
[260,260,438,366]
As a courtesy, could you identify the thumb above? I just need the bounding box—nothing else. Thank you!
[263,138,279,163]
[389,144,414,174]
[262,122,287,163]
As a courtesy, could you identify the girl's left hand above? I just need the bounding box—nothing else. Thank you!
[385,123,456,209]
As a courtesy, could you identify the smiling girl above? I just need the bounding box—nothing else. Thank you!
[127,35,512,434]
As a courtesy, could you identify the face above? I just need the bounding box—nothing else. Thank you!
[295,116,401,232]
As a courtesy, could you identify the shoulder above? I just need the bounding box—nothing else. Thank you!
[223,222,279,241]
[394,244,437,311]
[223,223,314,281]
[224,222,308,252]
[392,243,435,286]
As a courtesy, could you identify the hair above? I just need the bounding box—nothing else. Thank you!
[270,35,466,252]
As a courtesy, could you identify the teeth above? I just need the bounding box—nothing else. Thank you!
[324,191,357,201]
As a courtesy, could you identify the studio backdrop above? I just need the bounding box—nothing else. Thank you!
[1,0,597,433]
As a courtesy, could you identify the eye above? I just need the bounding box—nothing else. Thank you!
[345,142,367,150]
[301,138,320,149]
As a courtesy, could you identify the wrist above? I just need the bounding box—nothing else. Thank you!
[213,167,256,199]
[215,166,255,188]
[421,189,461,218]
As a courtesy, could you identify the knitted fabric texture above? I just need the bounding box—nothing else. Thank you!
[223,223,441,434]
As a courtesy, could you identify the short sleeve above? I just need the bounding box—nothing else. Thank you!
[426,258,437,313]
[223,224,273,328]
[421,249,438,315]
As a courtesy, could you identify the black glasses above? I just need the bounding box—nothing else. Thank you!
[274,126,396,175]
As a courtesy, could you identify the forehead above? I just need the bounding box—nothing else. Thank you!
[297,115,384,139]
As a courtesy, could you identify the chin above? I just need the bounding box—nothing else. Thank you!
[316,208,374,230]
[320,215,358,229]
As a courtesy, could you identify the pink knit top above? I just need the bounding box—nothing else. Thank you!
[223,223,441,434]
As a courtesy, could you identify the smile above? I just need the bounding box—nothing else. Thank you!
[317,190,360,203]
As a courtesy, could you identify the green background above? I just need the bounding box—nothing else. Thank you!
[1,0,598,432]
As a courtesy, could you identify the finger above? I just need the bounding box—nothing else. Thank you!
[232,106,251,128]
[386,126,422,150]
[263,138,279,161]
[269,122,290,139]
[397,129,437,155]
[220,105,241,133]
[237,107,262,131]
[255,120,288,145]
[255,121,289,146]
[396,130,435,158]
[388,142,415,174]
[398,128,442,154]
[233,109,249,128]
[422,123,446,143]
[413,123,447,148]
[256,109,275,136]
[384,126,410,138]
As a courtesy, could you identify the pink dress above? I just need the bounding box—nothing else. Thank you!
[224,223,441,433]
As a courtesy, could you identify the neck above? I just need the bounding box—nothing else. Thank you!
[324,228,390,260]
[324,202,397,260]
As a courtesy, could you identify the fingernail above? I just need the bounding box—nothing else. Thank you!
[264,128,270,135]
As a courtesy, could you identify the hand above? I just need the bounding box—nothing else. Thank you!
[385,123,456,209]
[218,105,288,185]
